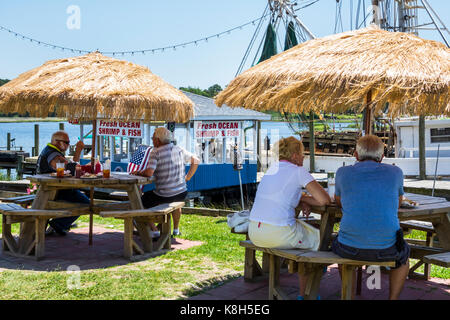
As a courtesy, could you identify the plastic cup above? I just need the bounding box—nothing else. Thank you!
[103,162,111,178]
[56,163,65,178]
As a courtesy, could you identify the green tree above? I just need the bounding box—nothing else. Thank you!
[179,84,223,98]
[0,79,10,86]
[205,84,222,97]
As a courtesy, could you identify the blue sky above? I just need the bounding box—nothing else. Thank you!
[0,0,448,89]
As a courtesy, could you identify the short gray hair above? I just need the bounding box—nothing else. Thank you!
[153,127,172,144]
[356,135,384,162]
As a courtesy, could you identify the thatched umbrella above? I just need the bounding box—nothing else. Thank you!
[216,25,450,174]
[0,51,194,243]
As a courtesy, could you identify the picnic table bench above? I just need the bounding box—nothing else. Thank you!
[0,203,72,260]
[240,240,395,300]
[234,192,450,299]
[100,201,185,259]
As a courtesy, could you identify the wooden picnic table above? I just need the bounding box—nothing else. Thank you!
[6,173,154,259]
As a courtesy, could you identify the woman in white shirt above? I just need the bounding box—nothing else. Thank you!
[248,136,331,299]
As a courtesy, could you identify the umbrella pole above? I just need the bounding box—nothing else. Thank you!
[89,120,97,245]
[363,90,373,136]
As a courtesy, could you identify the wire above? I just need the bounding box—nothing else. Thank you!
[0,12,272,56]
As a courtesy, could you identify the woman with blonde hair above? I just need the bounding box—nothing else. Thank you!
[248,136,331,299]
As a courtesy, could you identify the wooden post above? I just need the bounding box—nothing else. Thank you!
[16,155,24,180]
[419,115,426,180]
[363,90,373,136]
[89,120,97,246]
[80,124,84,158]
[309,111,315,173]
[6,132,11,179]
[34,124,39,157]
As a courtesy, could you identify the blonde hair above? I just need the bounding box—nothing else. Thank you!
[273,136,304,161]
[356,134,384,162]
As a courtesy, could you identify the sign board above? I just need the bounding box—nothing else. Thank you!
[96,120,143,138]
[194,121,242,139]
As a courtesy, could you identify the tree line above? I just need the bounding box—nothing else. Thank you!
[179,84,223,98]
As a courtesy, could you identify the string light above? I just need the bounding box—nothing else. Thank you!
[0,13,270,56]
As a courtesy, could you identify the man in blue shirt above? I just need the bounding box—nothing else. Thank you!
[332,135,410,300]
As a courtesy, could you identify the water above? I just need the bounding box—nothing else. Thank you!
[0,120,357,157]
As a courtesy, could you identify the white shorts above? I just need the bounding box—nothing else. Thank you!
[248,220,320,251]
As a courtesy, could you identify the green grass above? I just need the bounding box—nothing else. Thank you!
[0,214,245,300]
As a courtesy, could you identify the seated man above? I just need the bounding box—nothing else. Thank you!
[37,130,89,235]
[131,127,200,237]
[332,134,410,300]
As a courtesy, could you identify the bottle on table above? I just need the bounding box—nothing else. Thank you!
[327,172,335,201]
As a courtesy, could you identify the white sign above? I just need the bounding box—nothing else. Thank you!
[194,121,242,139]
[97,120,143,138]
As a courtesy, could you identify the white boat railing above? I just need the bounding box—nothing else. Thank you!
[399,146,450,158]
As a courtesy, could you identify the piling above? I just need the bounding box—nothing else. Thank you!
[34,124,39,157]
[6,132,11,178]
[16,154,24,180]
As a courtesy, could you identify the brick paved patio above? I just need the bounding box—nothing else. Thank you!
[189,265,450,300]
[0,226,203,271]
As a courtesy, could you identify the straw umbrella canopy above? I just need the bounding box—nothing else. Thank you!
[216,25,450,120]
[0,51,194,122]
[0,51,194,244]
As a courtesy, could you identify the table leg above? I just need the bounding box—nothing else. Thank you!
[35,217,46,260]
[319,211,336,251]
[126,185,152,255]
[433,212,450,251]
[123,217,133,259]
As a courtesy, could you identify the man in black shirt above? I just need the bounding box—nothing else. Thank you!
[37,131,89,235]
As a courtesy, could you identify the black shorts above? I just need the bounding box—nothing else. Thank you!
[331,229,410,269]
[141,190,187,209]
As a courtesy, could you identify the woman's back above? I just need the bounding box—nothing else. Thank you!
[250,161,314,226]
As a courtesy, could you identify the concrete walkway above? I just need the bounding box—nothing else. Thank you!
[190,265,450,300]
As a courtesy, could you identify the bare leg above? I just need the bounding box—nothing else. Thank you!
[172,208,182,230]
[389,260,409,300]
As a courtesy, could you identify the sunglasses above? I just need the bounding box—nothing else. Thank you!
[56,139,70,145]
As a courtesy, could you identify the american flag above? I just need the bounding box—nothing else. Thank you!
[127,145,152,173]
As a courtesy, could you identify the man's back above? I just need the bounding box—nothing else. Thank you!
[335,161,404,249]
[148,143,192,197]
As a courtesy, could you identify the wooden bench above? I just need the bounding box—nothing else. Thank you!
[231,214,322,282]
[240,240,396,300]
[100,201,184,260]
[401,220,437,280]
[423,252,450,268]
[0,194,36,208]
[0,203,73,260]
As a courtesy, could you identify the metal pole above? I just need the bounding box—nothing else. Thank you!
[238,170,245,211]
[420,0,450,47]
[278,1,316,40]
[432,144,440,197]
